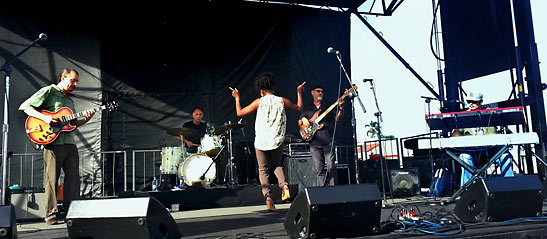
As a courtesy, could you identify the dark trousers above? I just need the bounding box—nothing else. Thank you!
[310,144,337,186]
[43,144,80,221]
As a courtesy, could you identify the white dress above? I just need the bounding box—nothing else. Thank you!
[254,95,286,151]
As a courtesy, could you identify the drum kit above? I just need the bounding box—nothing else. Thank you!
[160,122,245,189]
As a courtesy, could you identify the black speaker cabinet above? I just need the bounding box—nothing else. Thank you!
[66,197,181,239]
[455,175,543,223]
[390,169,420,197]
[284,156,317,190]
[0,204,17,239]
[284,184,381,238]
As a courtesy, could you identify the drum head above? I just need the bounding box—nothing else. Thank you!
[180,154,216,186]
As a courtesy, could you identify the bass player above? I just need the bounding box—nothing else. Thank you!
[298,84,344,186]
[19,69,95,225]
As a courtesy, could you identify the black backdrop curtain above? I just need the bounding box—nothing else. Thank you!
[101,2,353,150]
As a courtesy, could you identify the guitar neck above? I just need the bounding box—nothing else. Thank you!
[315,101,339,123]
[313,85,357,124]
[65,105,105,121]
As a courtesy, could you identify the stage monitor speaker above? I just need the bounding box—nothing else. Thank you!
[455,175,543,223]
[66,197,181,239]
[284,184,381,238]
[284,156,317,190]
[0,204,17,239]
[390,169,420,197]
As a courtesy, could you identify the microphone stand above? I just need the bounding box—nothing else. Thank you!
[368,80,394,206]
[333,52,366,184]
[1,34,45,205]
[422,96,437,200]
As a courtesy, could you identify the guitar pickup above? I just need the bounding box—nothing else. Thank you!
[26,124,43,133]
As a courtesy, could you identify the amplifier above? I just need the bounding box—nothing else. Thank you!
[284,156,317,190]
[289,143,311,157]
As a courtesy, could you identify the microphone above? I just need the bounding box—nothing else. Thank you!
[363,78,373,83]
[326,47,339,55]
[39,33,47,40]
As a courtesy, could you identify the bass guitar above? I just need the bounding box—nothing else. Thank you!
[25,101,118,145]
[299,86,357,141]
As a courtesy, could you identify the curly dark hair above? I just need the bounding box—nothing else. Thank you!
[254,73,274,93]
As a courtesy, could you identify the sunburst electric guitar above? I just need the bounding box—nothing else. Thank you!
[25,101,118,145]
[299,86,357,141]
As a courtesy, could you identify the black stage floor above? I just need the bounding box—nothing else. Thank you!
[13,184,547,238]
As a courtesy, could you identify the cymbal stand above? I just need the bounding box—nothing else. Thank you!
[200,145,226,181]
[179,134,187,162]
[224,124,238,187]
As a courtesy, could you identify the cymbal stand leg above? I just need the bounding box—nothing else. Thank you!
[179,134,186,151]
[225,128,238,187]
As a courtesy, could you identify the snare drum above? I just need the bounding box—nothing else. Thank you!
[160,147,186,174]
[198,134,222,157]
[179,154,216,186]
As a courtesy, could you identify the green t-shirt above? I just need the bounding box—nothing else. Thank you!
[19,84,76,145]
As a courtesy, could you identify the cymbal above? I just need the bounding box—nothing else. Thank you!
[166,127,198,137]
[203,148,222,158]
[215,123,245,133]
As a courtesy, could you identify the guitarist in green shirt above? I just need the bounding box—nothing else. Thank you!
[19,69,95,225]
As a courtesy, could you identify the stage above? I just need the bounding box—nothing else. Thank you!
[12,185,547,239]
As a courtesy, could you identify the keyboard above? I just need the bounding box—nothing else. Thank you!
[425,106,526,131]
[418,132,539,149]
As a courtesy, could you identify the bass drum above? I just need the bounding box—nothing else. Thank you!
[179,154,216,186]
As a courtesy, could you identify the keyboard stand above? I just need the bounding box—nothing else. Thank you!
[443,145,509,204]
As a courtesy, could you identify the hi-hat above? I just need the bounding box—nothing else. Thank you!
[215,123,245,134]
[166,127,198,137]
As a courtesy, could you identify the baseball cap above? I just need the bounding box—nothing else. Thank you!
[466,91,483,102]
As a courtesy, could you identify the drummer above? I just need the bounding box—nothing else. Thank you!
[178,107,207,153]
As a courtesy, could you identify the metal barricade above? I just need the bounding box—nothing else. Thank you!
[84,151,127,197]
[2,153,42,188]
[363,137,401,167]
[131,149,161,191]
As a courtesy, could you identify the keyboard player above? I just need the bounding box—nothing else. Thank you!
[451,91,514,187]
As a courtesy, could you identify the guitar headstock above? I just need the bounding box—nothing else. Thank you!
[106,101,119,111]
[343,85,358,97]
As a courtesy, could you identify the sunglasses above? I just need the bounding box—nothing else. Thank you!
[313,89,324,93]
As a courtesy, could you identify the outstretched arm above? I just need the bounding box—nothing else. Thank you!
[230,87,259,116]
[284,81,306,112]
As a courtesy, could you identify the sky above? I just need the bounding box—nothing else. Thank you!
[350,0,547,142]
